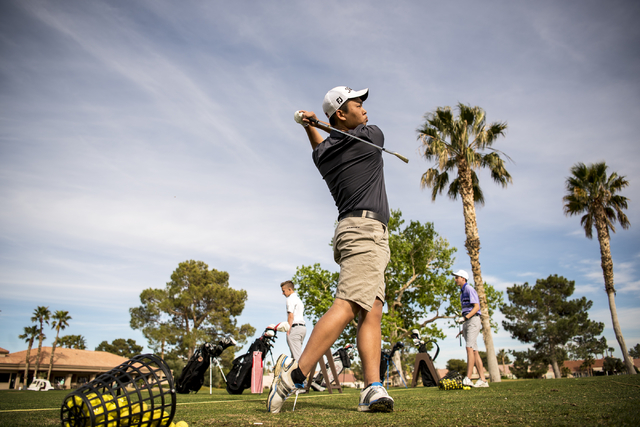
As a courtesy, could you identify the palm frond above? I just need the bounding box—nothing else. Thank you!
[420,168,450,201]
[471,170,485,205]
[563,161,631,237]
[482,152,513,187]
[418,103,510,207]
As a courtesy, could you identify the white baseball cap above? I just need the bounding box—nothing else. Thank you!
[322,86,369,118]
[452,269,469,280]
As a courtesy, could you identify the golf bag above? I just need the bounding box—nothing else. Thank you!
[310,344,355,391]
[176,336,236,394]
[226,325,278,395]
[380,341,405,385]
[411,329,440,387]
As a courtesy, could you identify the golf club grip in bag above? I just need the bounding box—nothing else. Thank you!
[226,337,270,395]
[176,341,229,394]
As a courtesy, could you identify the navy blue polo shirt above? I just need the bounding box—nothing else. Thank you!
[312,124,390,225]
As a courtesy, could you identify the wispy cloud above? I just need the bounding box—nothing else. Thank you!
[1,0,638,357]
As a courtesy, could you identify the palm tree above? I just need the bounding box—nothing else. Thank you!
[563,161,635,375]
[18,326,38,388]
[417,103,511,382]
[46,310,72,381]
[30,306,51,381]
[497,348,510,377]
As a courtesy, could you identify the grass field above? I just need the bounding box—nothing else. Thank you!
[1,375,639,426]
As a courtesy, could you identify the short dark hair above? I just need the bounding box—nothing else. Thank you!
[280,280,294,290]
[329,100,352,127]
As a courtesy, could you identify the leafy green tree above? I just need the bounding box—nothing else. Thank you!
[563,162,635,375]
[568,328,607,365]
[446,359,467,374]
[31,306,50,381]
[510,349,548,379]
[95,339,143,358]
[130,260,255,359]
[603,356,626,374]
[581,355,596,376]
[18,325,38,388]
[47,310,71,381]
[295,210,455,344]
[502,274,603,378]
[58,335,87,349]
[294,210,503,383]
[629,344,640,359]
[417,103,511,382]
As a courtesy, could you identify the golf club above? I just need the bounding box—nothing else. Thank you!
[294,111,409,163]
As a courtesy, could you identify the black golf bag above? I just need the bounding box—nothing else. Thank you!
[411,329,440,387]
[380,341,405,384]
[310,344,355,391]
[225,326,278,395]
[176,336,236,394]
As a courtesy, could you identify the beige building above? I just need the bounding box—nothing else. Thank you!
[0,346,129,390]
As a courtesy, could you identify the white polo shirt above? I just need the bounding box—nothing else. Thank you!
[286,292,305,325]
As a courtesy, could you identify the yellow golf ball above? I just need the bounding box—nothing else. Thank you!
[176,421,189,427]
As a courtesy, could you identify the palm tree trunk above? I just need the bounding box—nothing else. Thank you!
[595,214,636,375]
[458,163,501,382]
[23,344,32,388]
[33,334,44,382]
[47,333,60,381]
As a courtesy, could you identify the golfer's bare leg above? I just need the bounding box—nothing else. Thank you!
[474,350,486,380]
[466,347,475,379]
[357,298,384,385]
[297,298,358,375]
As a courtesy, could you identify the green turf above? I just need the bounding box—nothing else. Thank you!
[1,375,639,426]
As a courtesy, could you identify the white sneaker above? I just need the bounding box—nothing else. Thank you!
[358,382,394,412]
[462,377,474,387]
[474,379,489,388]
[267,355,303,413]
[273,353,287,379]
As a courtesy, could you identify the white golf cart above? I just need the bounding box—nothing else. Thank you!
[27,379,54,391]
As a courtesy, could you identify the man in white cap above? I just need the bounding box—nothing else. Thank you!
[268,86,393,414]
[453,269,489,388]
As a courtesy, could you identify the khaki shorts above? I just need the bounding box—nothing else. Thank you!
[333,217,390,312]
[463,315,482,351]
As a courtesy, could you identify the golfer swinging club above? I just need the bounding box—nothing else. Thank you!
[267,86,394,413]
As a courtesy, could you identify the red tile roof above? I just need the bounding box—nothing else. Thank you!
[0,347,130,373]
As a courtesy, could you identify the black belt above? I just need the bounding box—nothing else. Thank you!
[339,210,386,224]
[291,323,305,328]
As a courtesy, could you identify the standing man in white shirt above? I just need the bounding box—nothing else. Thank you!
[281,280,306,361]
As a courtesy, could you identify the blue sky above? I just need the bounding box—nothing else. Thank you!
[1,0,639,369]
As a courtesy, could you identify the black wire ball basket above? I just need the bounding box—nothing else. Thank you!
[60,354,176,427]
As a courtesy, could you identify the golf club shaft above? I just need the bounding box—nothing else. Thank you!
[309,118,409,163]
